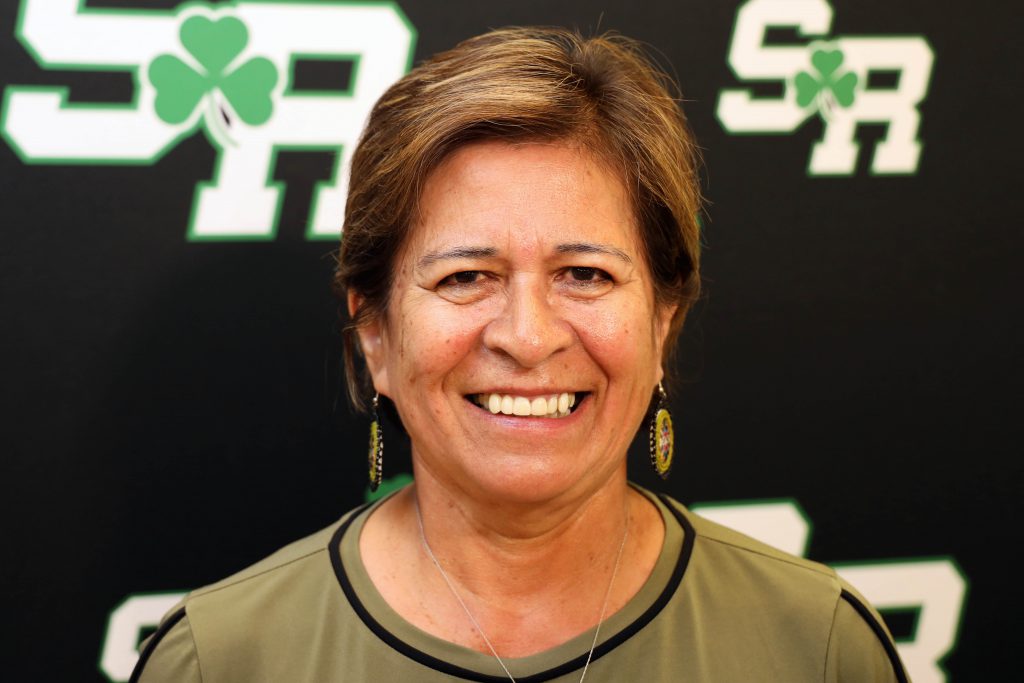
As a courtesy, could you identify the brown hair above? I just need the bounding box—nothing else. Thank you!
[334,26,702,410]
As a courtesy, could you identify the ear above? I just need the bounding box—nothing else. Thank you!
[347,290,391,397]
[653,303,678,384]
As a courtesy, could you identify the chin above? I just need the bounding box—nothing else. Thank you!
[457,453,616,508]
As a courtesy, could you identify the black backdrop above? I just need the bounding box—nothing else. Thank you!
[1,1,1019,681]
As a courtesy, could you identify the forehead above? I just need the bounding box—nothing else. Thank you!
[403,140,640,261]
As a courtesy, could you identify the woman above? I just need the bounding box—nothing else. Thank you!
[133,27,908,682]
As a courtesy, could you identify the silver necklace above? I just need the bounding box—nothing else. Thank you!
[414,500,629,683]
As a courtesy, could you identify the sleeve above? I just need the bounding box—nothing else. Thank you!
[129,606,203,683]
[824,582,911,683]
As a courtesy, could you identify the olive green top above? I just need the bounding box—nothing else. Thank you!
[133,487,908,682]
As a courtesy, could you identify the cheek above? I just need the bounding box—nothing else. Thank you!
[390,296,490,384]
[566,296,661,371]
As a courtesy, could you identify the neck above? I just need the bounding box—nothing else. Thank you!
[412,461,631,593]
[359,466,664,657]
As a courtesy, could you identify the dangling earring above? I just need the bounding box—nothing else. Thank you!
[648,382,674,479]
[368,393,384,492]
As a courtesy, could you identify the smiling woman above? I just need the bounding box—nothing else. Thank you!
[133,26,909,683]
[356,140,670,512]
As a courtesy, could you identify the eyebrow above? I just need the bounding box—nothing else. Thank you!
[416,242,632,269]
[417,246,498,269]
[556,242,633,264]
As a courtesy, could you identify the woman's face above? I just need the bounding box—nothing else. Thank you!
[356,140,675,505]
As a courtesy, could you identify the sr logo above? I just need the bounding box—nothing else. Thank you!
[1,0,416,240]
[717,0,935,175]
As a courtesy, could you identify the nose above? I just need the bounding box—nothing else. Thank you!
[482,276,574,368]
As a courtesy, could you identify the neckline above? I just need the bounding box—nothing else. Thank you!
[329,487,696,682]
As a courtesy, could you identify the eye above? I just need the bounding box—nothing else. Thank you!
[557,266,614,298]
[439,270,483,286]
[568,267,611,283]
[434,270,495,304]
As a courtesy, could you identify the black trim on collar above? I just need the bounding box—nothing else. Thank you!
[128,606,187,683]
[839,589,910,683]
[329,494,696,682]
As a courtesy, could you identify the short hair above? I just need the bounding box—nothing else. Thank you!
[335,26,702,410]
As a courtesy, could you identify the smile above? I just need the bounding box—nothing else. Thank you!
[468,392,584,418]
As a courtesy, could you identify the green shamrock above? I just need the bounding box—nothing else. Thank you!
[149,15,278,126]
[794,47,858,111]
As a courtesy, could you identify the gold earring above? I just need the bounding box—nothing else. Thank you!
[649,382,674,479]
[368,393,383,492]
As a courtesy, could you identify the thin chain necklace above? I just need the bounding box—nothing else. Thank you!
[414,500,629,683]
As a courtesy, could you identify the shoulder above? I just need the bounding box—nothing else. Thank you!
[130,506,366,683]
[826,580,911,682]
[659,494,909,682]
[190,511,348,601]
[131,605,198,683]
[660,493,840,595]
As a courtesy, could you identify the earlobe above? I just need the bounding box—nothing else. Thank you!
[347,291,390,396]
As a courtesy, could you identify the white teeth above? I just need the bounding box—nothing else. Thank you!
[474,392,579,418]
[513,397,531,416]
[530,397,547,416]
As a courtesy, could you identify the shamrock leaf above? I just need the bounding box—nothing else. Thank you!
[220,57,277,125]
[150,54,207,124]
[180,16,248,76]
[811,49,844,79]
[794,71,821,108]
[830,72,858,107]
[148,13,278,128]
[794,47,859,112]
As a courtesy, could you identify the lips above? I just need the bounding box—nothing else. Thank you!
[468,392,581,418]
